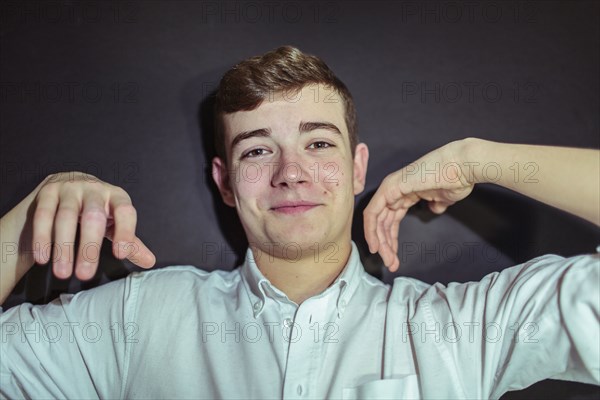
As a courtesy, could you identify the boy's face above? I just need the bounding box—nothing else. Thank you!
[213,84,368,259]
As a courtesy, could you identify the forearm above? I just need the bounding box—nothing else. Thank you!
[0,182,44,305]
[463,137,600,226]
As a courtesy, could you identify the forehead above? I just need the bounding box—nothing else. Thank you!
[222,84,347,143]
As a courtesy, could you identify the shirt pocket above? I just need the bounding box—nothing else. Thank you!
[342,374,421,400]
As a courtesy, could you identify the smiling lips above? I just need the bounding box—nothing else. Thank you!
[270,201,321,215]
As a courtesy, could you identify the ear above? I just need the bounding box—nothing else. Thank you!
[211,157,236,207]
[352,143,369,195]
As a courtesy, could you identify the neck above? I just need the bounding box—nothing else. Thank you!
[253,241,352,304]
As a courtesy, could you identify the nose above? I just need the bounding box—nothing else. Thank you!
[270,151,310,188]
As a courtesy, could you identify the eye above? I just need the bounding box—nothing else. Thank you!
[241,148,269,159]
[308,141,333,150]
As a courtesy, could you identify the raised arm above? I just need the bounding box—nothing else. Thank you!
[364,137,600,271]
[465,138,599,225]
[0,172,156,305]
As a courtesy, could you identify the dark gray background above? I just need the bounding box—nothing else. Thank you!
[1,1,599,398]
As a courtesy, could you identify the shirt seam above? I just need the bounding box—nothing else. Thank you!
[119,273,142,399]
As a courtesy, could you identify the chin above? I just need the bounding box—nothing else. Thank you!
[268,228,329,251]
[276,232,324,248]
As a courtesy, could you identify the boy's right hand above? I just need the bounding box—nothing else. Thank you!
[31,172,156,280]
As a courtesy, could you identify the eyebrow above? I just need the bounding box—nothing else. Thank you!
[230,121,342,150]
[299,121,342,135]
[231,128,271,150]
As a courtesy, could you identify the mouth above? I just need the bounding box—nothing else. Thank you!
[270,201,321,215]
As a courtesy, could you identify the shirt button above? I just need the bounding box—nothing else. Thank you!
[284,318,293,327]
[297,384,303,395]
[253,301,262,311]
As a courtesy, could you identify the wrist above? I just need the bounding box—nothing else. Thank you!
[454,137,485,184]
[459,137,503,184]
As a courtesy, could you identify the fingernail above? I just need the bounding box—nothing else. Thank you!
[79,262,92,271]
[78,263,94,279]
[55,263,68,278]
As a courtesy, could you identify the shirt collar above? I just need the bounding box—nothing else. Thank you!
[240,241,364,319]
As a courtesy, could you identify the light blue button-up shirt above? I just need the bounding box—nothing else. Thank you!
[1,242,599,399]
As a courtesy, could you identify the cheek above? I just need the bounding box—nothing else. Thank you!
[231,164,272,205]
[326,161,342,184]
[318,159,352,192]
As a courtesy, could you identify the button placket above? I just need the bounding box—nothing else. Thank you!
[281,301,320,399]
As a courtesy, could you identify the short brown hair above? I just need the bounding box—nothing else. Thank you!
[214,46,358,161]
